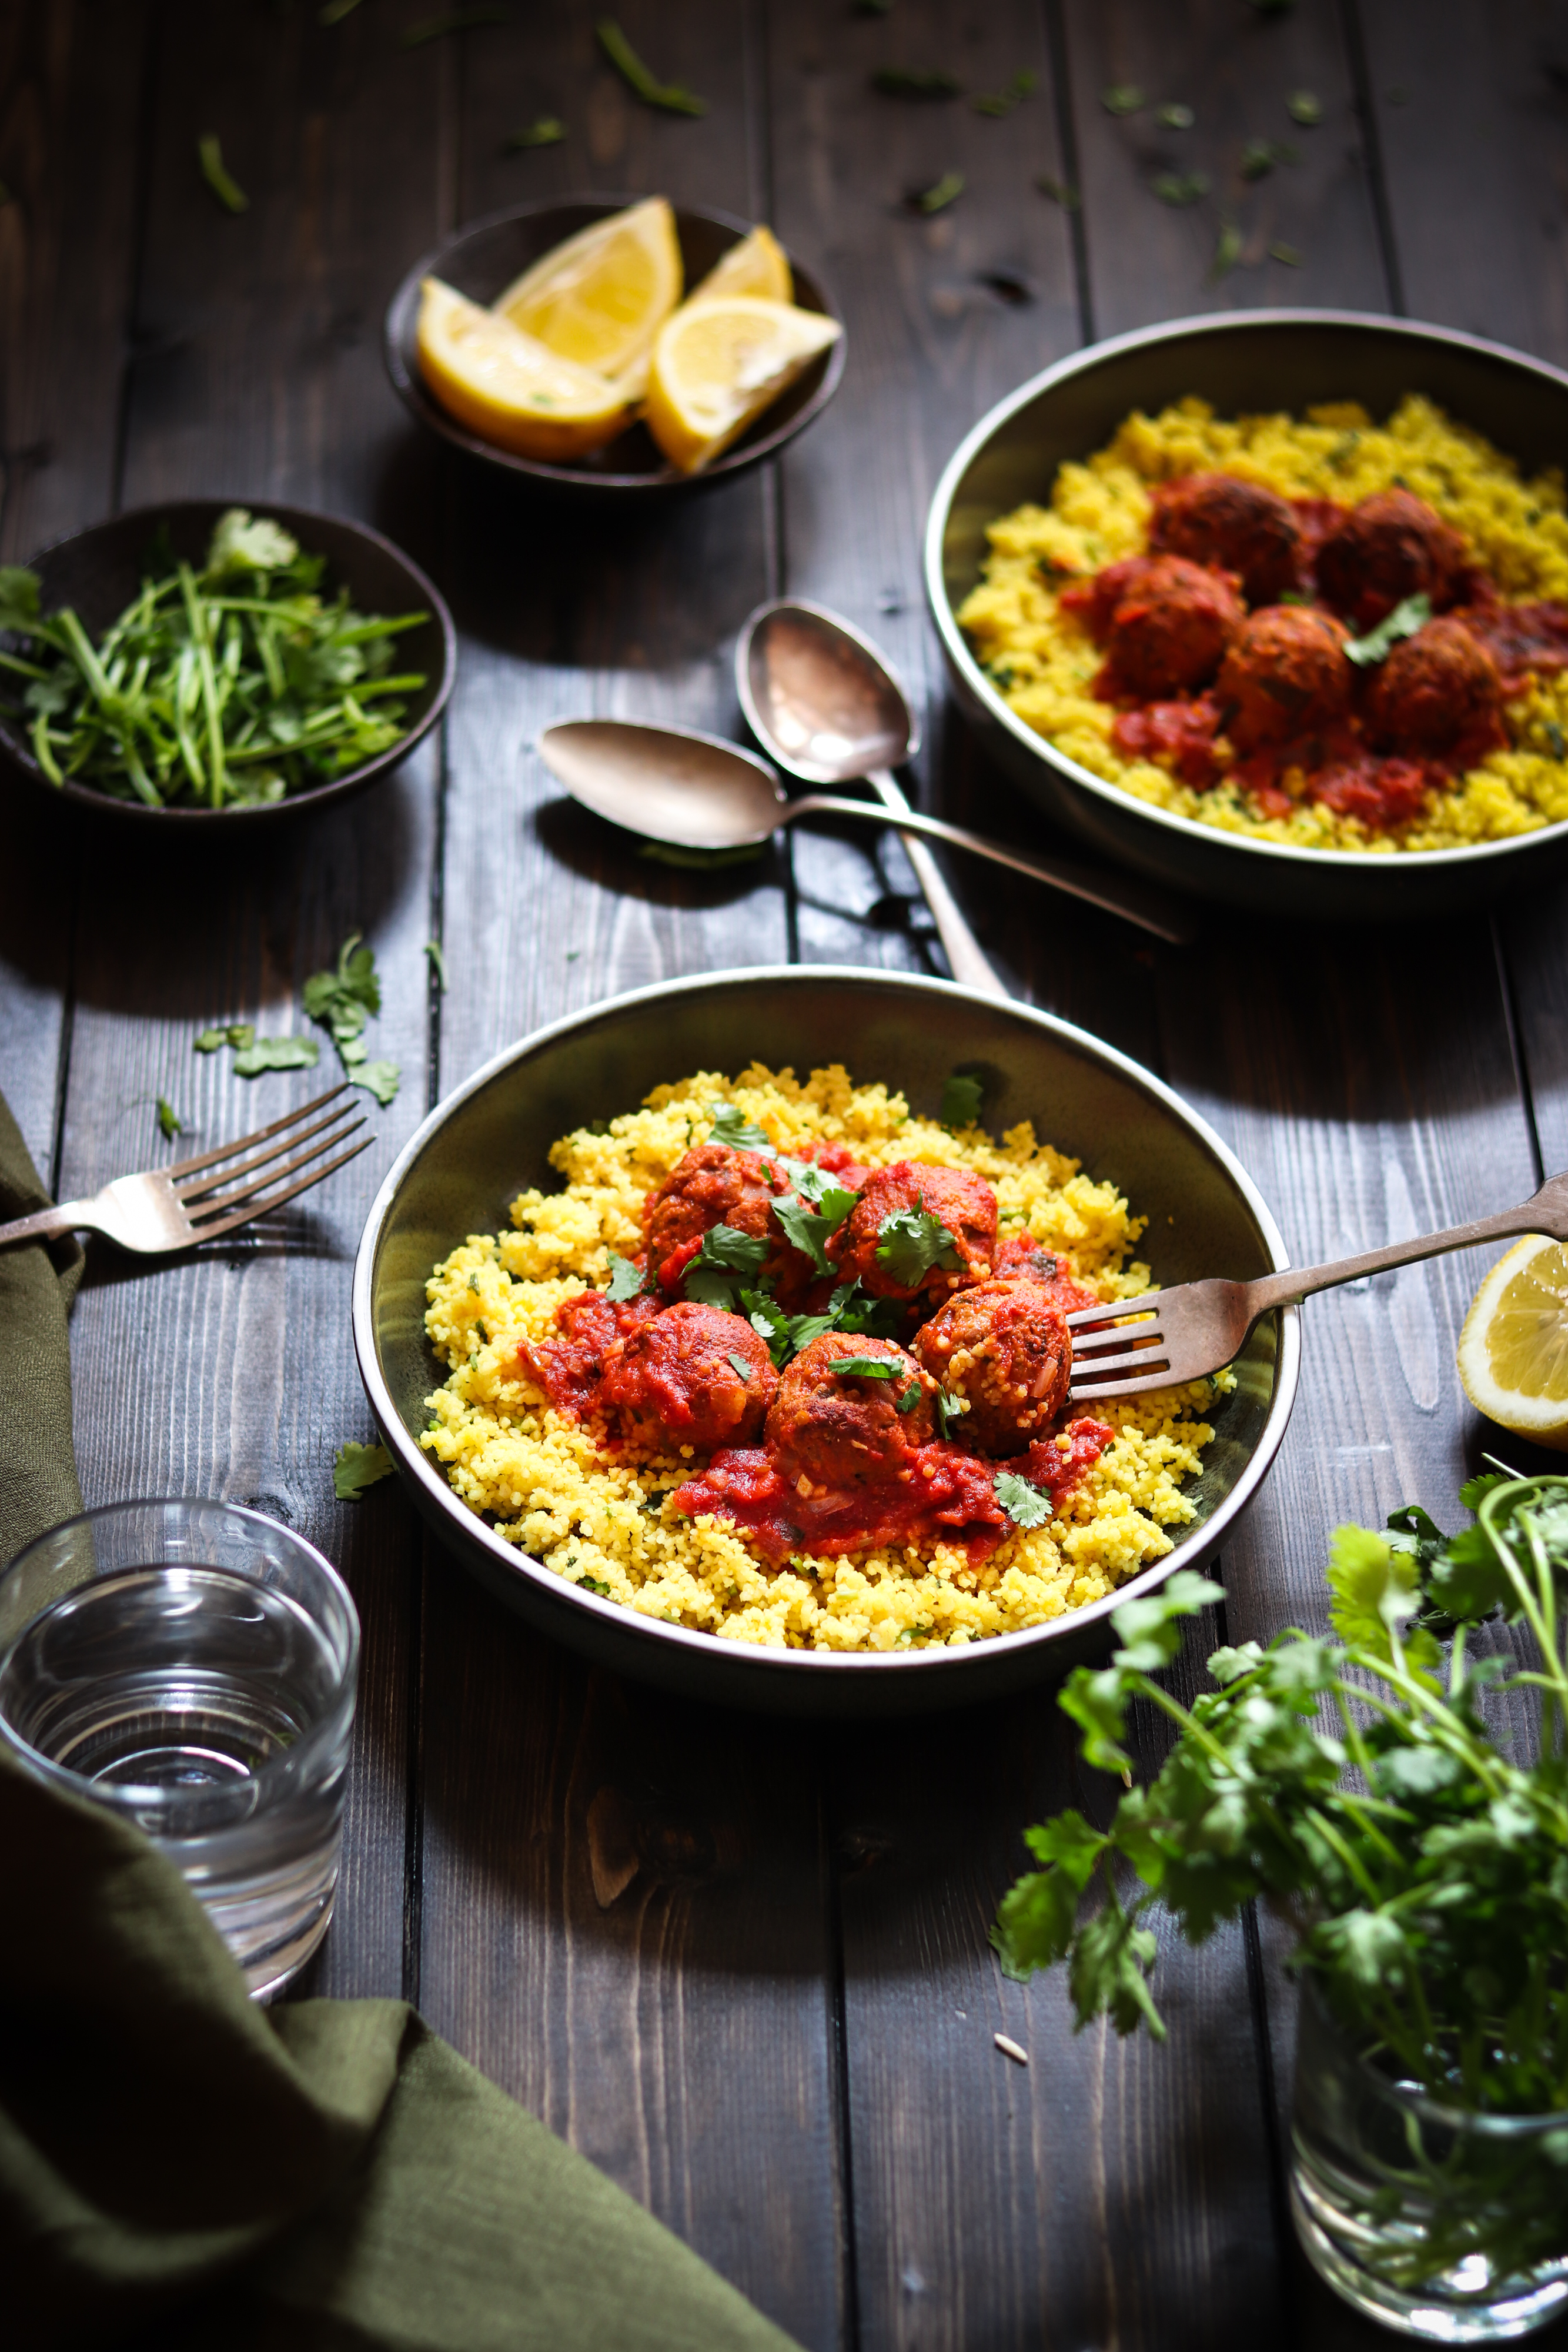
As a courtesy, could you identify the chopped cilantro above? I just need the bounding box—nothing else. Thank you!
[194,1021,254,1054]
[335,1439,394,1499]
[156,1097,184,1141]
[232,1034,320,1077]
[1344,593,1432,667]
[940,1071,984,1128]
[827,1356,901,1380]
[709,1102,773,1153]
[1101,84,1144,115]
[895,1379,924,1414]
[934,1387,957,1439]
[424,939,448,990]
[304,933,399,1103]
[606,1251,647,1302]
[727,1352,755,1383]
[995,1468,1052,1528]
[773,1188,857,1276]
[875,1199,961,1287]
[684,1224,768,1307]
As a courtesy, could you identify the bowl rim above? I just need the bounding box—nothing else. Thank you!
[0,496,457,824]
[924,305,1568,881]
[350,964,1302,1686]
[382,191,848,492]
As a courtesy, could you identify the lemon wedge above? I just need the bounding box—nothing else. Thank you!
[645,297,842,475]
[490,196,681,391]
[415,278,636,461]
[1456,1234,1568,1450]
[688,223,793,306]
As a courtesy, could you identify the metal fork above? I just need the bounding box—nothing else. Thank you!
[0,1085,372,1257]
[1067,1168,1568,1402]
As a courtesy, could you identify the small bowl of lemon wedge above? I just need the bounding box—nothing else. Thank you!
[385,195,845,496]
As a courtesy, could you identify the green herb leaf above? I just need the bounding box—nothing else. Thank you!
[1240,136,1298,180]
[636,840,764,869]
[198,135,249,215]
[875,1200,960,1287]
[911,171,965,213]
[709,1102,774,1154]
[1286,89,1322,125]
[971,67,1035,116]
[875,66,963,98]
[1343,593,1432,667]
[335,1439,394,1499]
[352,1058,400,1107]
[507,117,567,149]
[596,19,706,114]
[1155,101,1195,128]
[424,939,448,990]
[156,1097,184,1141]
[1269,241,1303,268]
[232,1034,320,1077]
[1035,176,1080,211]
[826,1356,901,1380]
[726,1352,755,1383]
[206,509,299,576]
[1101,84,1144,115]
[0,567,41,624]
[402,8,511,47]
[684,1223,768,1307]
[606,1250,647,1302]
[1206,218,1242,283]
[940,1071,984,1127]
[994,1468,1051,1528]
[1109,1569,1225,1673]
[774,1189,857,1277]
[895,1378,923,1414]
[1152,171,1209,206]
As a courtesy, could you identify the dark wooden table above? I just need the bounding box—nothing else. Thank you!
[5,4,1568,2344]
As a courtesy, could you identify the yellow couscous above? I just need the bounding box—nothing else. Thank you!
[957,393,1568,853]
[420,1063,1228,1653]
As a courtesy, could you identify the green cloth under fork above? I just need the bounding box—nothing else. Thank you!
[0,1093,799,2352]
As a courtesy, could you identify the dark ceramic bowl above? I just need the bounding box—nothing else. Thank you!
[925,310,1568,923]
[352,967,1300,1718]
[0,500,455,826]
[383,195,846,499]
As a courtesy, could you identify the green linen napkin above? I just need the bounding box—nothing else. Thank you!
[0,1101,800,2352]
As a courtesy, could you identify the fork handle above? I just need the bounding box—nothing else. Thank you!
[1240,1170,1568,1316]
[0,1201,95,1250]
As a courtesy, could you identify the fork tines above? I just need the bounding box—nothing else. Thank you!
[1064,1297,1171,1402]
[168,1084,372,1238]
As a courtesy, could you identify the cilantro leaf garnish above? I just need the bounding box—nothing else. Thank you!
[994,1468,1052,1528]
[156,1097,184,1141]
[726,1352,755,1383]
[1344,592,1432,667]
[709,1102,774,1154]
[684,1224,768,1307]
[303,933,399,1104]
[232,1034,320,1077]
[827,1356,901,1379]
[773,1187,857,1276]
[606,1251,648,1302]
[940,1071,984,1128]
[933,1387,958,1439]
[875,1198,961,1287]
[895,1379,924,1414]
[335,1439,394,1500]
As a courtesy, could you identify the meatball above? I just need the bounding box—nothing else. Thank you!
[1363,616,1504,755]
[912,1280,1072,1457]
[829,1161,998,1303]
[1215,605,1355,751]
[597,1302,776,1453]
[1315,490,1469,632]
[1149,473,1302,606]
[1092,555,1245,699]
[765,1332,935,1494]
[644,1144,784,1289]
[992,1233,1103,1316]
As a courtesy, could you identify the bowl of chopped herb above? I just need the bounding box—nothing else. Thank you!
[0,500,456,821]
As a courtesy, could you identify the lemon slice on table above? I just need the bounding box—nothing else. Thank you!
[688,223,793,305]
[415,279,637,461]
[1456,1234,1568,1450]
[645,297,842,475]
[490,196,681,390]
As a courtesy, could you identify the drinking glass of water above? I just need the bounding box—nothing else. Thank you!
[0,1498,359,1999]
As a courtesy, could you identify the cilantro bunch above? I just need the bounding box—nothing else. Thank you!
[0,510,427,809]
[994,1472,1568,2123]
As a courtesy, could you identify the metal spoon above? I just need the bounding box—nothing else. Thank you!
[735,597,1198,971]
[537,718,1196,948]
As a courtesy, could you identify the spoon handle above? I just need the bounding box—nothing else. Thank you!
[784,796,1198,947]
[862,770,1008,997]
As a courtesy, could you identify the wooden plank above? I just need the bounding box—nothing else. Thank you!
[0,1,149,1179]
[767,0,1085,980]
[56,0,450,2002]
[414,11,841,2344]
[1061,0,1387,335]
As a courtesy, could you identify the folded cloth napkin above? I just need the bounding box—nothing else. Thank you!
[0,1099,800,2352]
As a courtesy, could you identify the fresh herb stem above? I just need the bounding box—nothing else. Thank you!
[596,19,706,114]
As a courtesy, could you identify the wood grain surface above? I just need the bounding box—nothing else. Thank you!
[4,4,1568,2346]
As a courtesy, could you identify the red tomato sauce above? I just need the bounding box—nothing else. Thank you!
[671,1418,1115,1568]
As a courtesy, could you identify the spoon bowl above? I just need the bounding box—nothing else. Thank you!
[539,720,785,849]
[737,601,917,784]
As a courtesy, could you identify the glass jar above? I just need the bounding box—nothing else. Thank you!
[1290,1975,1568,2341]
